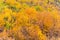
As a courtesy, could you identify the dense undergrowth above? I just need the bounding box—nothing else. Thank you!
[0,0,60,40]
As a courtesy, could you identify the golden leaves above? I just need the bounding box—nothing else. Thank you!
[0,0,60,40]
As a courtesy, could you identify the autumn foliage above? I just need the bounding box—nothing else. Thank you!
[0,0,60,40]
